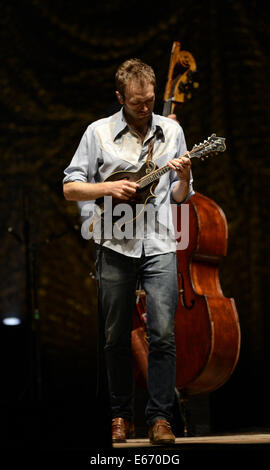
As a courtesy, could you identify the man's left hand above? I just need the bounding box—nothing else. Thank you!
[168,155,191,182]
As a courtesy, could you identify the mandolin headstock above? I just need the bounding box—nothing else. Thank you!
[190,134,226,161]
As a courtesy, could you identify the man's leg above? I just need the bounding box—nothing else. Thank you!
[139,251,178,427]
[95,245,138,421]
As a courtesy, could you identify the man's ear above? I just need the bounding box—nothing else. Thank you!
[115,91,124,105]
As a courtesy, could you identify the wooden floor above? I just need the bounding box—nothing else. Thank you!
[113,432,270,448]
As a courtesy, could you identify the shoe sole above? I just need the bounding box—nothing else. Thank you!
[150,439,175,445]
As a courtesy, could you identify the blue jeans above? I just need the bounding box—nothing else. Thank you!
[95,244,178,426]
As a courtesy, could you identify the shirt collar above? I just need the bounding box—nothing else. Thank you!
[113,108,165,142]
[113,108,128,140]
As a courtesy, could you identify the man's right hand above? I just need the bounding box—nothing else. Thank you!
[63,179,138,202]
[106,179,139,200]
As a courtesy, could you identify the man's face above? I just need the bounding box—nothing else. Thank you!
[116,80,155,123]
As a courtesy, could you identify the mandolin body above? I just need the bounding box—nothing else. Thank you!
[94,161,159,227]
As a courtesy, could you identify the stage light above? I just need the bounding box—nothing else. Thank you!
[2,316,22,326]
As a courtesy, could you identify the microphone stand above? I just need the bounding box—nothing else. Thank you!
[7,188,76,401]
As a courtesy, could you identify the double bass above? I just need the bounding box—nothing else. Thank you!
[131,42,241,400]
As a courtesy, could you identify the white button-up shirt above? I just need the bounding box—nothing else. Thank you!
[63,108,194,257]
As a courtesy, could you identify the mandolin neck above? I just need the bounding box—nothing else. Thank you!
[138,152,194,189]
[138,164,171,189]
[137,134,225,189]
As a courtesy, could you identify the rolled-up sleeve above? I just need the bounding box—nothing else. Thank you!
[63,126,98,184]
[170,125,195,204]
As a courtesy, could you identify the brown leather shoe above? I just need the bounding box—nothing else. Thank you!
[149,419,175,445]
[112,417,135,443]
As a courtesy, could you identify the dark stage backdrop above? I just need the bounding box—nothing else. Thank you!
[0,0,270,448]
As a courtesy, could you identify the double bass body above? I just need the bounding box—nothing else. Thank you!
[174,192,240,395]
[132,192,241,397]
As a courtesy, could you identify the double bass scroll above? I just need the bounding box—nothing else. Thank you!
[163,41,199,118]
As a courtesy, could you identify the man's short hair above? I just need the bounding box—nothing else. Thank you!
[115,58,156,97]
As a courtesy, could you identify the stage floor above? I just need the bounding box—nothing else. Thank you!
[113,432,270,448]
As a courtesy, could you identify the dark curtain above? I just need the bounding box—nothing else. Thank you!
[0,0,269,442]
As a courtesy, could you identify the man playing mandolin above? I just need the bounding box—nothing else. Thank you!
[63,59,194,445]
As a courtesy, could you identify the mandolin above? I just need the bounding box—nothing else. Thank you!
[90,134,226,233]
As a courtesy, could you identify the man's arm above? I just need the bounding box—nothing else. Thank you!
[166,116,193,203]
[63,180,138,202]
[168,155,192,203]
